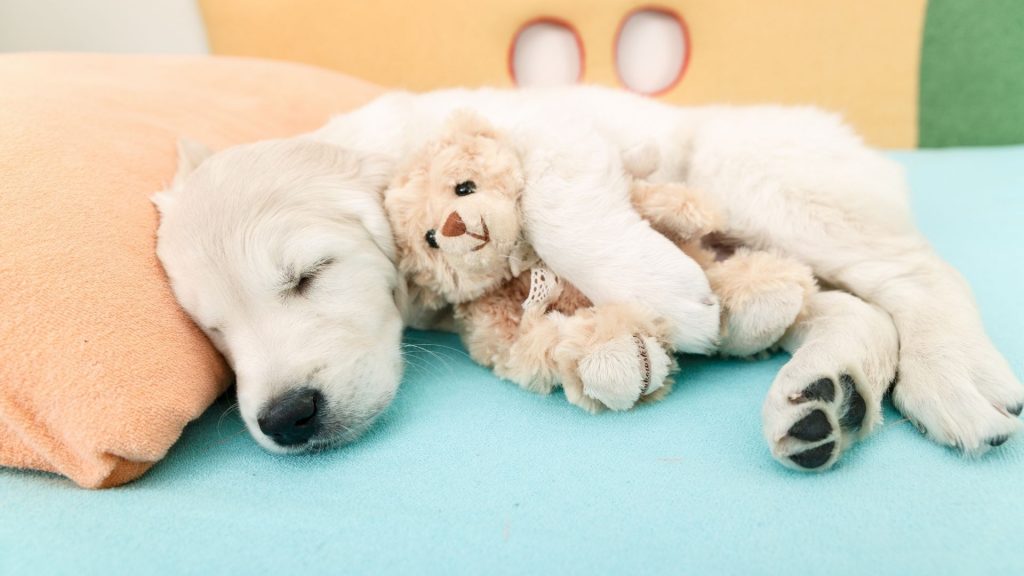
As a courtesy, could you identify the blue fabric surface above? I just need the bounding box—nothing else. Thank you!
[2,147,1021,576]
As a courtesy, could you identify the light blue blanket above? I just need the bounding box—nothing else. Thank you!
[2,146,1021,576]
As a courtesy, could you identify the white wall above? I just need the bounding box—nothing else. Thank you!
[0,0,208,53]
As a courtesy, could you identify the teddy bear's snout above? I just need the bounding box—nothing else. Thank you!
[436,210,491,253]
[441,211,468,237]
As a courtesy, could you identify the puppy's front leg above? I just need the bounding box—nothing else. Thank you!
[823,240,1023,453]
[517,129,720,355]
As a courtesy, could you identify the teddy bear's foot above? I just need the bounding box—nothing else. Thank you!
[578,334,672,411]
[708,249,817,357]
[718,286,805,357]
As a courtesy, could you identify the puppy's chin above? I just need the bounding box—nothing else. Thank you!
[241,403,389,455]
[247,430,353,456]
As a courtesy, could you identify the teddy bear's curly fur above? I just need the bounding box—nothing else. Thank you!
[384,110,817,412]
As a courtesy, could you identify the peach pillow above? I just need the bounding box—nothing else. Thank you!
[0,53,383,488]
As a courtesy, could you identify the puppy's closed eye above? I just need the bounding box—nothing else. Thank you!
[290,258,335,296]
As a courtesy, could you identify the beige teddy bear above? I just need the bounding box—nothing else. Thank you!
[385,110,817,412]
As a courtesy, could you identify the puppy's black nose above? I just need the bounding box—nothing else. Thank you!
[257,388,322,446]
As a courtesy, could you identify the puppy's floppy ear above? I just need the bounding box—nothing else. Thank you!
[151,138,214,214]
[173,137,214,187]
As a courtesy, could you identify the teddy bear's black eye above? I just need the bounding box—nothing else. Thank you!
[425,229,439,249]
[454,180,476,197]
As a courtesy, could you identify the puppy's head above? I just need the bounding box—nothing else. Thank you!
[384,110,536,309]
[153,137,403,453]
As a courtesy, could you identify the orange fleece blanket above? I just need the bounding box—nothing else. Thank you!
[0,53,383,488]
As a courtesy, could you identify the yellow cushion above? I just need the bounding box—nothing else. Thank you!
[0,53,382,488]
[200,0,925,148]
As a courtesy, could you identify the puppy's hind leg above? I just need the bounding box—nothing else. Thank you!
[761,204,1022,462]
[684,108,1021,456]
[763,291,898,471]
[841,244,1022,453]
[787,231,1023,454]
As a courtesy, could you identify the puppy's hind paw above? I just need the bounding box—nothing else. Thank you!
[893,346,1023,455]
[765,374,876,471]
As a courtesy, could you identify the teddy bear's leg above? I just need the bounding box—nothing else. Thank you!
[458,298,565,396]
[558,370,607,414]
[553,302,676,412]
[702,248,817,357]
[457,293,626,405]
[457,291,675,412]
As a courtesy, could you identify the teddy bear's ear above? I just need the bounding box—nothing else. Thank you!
[443,109,499,140]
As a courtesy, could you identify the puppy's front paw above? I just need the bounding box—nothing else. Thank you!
[578,334,672,411]
[665,295,722,356]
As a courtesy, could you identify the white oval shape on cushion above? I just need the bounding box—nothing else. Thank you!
[511,20,583,87]
[616,9,688,95]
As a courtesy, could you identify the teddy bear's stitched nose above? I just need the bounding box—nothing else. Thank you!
[441,211,467,237]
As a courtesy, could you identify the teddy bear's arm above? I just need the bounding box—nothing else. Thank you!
[457,281,678,413]
[630,180,721,244]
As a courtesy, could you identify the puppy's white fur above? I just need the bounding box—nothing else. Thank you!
[156,85,1023,463]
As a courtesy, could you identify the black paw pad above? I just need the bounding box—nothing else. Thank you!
[988,435,1010,447]
[789,442,835,469]
[839,374,867,430]
[802,378,835,403]
[788,410,832,442]
[1009,404,1023,417]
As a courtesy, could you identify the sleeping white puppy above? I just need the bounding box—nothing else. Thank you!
[155,86,1023,470]
[154,139,403,452]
